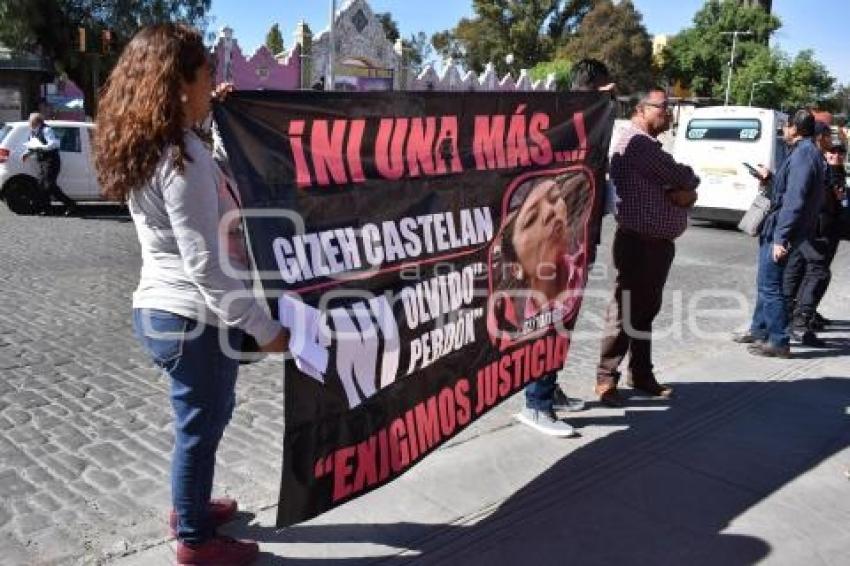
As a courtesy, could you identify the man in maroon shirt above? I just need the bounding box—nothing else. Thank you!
[595,88,700,407]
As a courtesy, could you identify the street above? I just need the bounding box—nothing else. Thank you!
[0,204,848,565]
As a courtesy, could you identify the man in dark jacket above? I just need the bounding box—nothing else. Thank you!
[746,109,827,358]
[782,123,843,346]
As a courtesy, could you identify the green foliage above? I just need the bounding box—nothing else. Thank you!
[557,0,653,94]
[265,23,284,55]
[661,0,781,96]
[724,44,781,106]
[530,59,572,91]
[431,0,593,75]
[723,46,835,109]
[776,50,835,110]
[404,32,433,76]
[822,84,850,116]
[376,12,400,43]
[373,11,432,77]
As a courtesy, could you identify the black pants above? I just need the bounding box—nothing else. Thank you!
[39,156,76,209]
[597,229,675,391]
[782,236,838,321]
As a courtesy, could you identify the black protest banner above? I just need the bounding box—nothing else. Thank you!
[213,91,614,527]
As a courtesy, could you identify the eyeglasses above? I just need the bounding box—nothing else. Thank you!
[643,101,670,111]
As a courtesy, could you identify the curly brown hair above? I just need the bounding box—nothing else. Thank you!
[94,23,208,201]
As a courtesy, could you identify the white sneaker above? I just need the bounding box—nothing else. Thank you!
[552,386,586,412]
[515,407,578,437]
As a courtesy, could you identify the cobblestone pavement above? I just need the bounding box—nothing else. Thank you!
[0,204,847,564]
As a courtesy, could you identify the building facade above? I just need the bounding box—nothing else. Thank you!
[213,0,553,93]
[0,44,54,122]
[213,0,405,91]
[306,0,404,91]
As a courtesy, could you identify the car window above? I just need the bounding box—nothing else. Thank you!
[0,125,11,145]
[52,126,82,153]
[686,118,762,142]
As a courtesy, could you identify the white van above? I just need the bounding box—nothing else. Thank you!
[673,106,788,223]
[0,120,105,214]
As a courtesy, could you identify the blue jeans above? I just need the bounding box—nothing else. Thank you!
[749,241,790,348]
[525,372,557,410]
[132,309,242,544]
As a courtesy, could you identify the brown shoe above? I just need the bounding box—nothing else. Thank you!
[747,342,792,359]
[627,377,673,398]
[598,388,625,407]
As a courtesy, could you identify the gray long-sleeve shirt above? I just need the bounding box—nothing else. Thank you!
[129,129,280,345]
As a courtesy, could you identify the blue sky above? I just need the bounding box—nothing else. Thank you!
[208,0,849,84]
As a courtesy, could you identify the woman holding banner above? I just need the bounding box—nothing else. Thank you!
[94,24,288,565]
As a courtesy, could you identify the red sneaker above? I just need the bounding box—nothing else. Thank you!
[175,535,258,565]
[169,498,238,537]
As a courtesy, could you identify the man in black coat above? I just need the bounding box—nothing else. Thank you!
[745,110,827,358]
[782,124,844,346]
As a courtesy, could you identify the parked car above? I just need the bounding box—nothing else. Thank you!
[0,120,107,214]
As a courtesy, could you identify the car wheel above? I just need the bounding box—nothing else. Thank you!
[3,177,48,215]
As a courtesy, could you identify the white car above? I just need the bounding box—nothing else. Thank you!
[0,120,106,214]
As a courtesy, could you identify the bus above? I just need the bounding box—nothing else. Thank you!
[673,106,788,224]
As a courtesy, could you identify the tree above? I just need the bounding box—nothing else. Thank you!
[557,0,653,94]
[265,23,284,55]
[725,44,782,106]
[431,0,593,75]
[376,12,400,43]
[776,50,835,110]
[725,46,835,109]
[0,0,212,116]
[530,59,572,91]
[374,12,433,77]
[661,0,781,97]
[823,84,850,116]
[405,31,434,77]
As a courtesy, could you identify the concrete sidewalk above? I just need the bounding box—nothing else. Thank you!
[118,329,850,565]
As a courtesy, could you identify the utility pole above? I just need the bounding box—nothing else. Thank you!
[326,0,336,91]
[722,30,753,106]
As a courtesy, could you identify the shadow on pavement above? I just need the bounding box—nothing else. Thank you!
[687,219,740,231]
[791,338,850,360]
[47,203,131,222]
[230,377,849,565]
[819,320,850,332]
